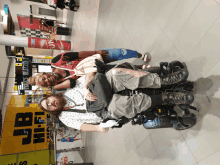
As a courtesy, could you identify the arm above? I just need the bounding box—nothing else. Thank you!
[84,72,96,89]
[51,52,79,63]
[80,124,109,133]
[53,79,71,90]
[83,72,97,101]
[78,50,109,59]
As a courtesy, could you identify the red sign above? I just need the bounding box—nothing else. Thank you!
[17,15,42,30]
[28,37,72,51]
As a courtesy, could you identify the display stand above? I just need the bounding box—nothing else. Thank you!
[53,123,85,165]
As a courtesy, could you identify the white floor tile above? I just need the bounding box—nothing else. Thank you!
[117,135,136,165]
[202,59,220,99]
[150,128,182,155]
[139,20,163,53]
[198,150,220,165]
[122,0,140,31]
[148,156,162,165]
[135,136,158,164]
[153,0,180,29]
[146,0,163,19]
[129,125,151,149]
[122,151,146,165]
[130,12,154,50]
[163,0,201,42]
[127,2,147,41]
[174,0,220,57]
[150,32,173,59]
[105,12,120,40]
[183,117,220,162]
[158,136,197,165]
[112,25,128,48]
[184,16,220,79]
[117,0,133,21]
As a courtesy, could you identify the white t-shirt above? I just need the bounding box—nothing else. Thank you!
[59,76,103,130]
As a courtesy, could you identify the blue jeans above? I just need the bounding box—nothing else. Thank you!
[98,48,138,63]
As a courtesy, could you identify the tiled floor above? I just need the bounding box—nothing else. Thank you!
[84,0,220,165]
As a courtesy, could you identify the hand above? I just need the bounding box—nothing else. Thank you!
[96,50,109,57]
[97,125,109,133]
[85,91,97,101]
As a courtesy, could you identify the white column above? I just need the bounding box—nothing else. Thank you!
[0,35,28,47]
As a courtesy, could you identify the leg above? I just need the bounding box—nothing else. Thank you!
[74,138,82,141]
[106,65,189,92]
[73,133,79,138]
[137,64,152,69]
[108,92,194,120]
[108,93,152,119]
[137,53,151,63]
[106,67,161,92]
[100,48,138,61]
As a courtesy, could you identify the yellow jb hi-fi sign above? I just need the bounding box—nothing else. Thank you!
[0,95,50,155]
[0,150,54,165]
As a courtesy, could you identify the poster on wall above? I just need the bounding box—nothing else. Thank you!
[56,128,84,164]
[0,96,50,155]
[17,14,49,38]
[56,128,83,150]
[56,152,83,165]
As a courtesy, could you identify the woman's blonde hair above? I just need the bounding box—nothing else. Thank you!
[28,72,45,87]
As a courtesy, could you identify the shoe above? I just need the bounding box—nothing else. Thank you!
[140,54,151,63]
[162,91,194,105]
[161,68,188,87]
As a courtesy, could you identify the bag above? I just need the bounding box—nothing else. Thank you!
[86,73,113,118]
[51,54,104,81]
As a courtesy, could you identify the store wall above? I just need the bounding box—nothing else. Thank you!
[0,45,9,108]
[0,3,10,104]
[4,0,53,56]
[5,0,54,36]
[25,47,53,57]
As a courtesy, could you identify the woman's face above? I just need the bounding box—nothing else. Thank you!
[38,73,57,87]
[41,95,66,111]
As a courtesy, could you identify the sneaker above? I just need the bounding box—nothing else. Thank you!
[140,54,151,63]
[162,91,194,105]
[161,68,189,87]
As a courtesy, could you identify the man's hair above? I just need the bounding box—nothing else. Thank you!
[39,94,65,118]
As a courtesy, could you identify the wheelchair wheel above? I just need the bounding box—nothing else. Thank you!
[169,61,185,72]
[175,113,197,130]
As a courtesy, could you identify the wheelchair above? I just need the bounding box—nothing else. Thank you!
[105,61,198,130]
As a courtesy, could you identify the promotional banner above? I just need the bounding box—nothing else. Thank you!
[17,15,44,30]
[56,128,84,164]
[28,37,72,51]
[56,128,83,150]
[0,96,50,155]
[57,152,83,165]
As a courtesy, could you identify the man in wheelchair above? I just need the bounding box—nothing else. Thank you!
[39,61,194,133]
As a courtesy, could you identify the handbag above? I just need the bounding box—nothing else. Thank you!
[51,54,104,81]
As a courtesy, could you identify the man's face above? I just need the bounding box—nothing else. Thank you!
[41,95,66,111]
[38,73,57,87]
